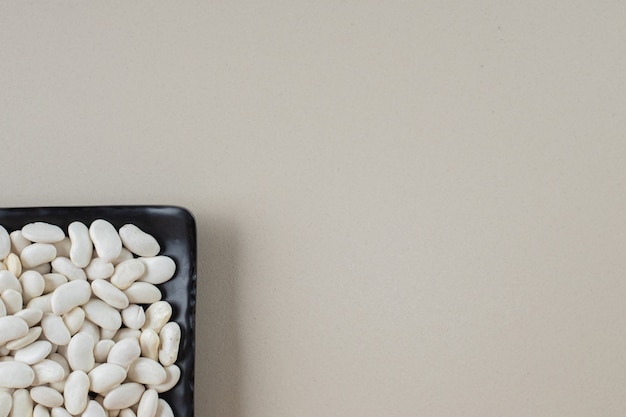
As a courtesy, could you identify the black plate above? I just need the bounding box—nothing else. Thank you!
[0,205,196,417]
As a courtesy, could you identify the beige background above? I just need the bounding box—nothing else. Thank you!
[2,1,626,416]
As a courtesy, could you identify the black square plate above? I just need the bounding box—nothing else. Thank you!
[0,205,196,416]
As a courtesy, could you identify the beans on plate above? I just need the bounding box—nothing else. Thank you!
[0,220,179,417]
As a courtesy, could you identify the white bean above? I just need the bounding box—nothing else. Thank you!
[142,301,172,333]
[26,293,53,314]
[30,262,51,275]
[12,389,34,417]
[0,225,10,260]
[91,279,129,310]
[136,389,158,417]
[119,224,160,257]
[62,307,85,336]
[113,328,141,343]
[49,381,66,395]
[42,273,68,293]
[22,222,65,243]
[47,353,70,379]
[30,386,64,407]
[1,288,23,314]
[155,399,174,417]
[68,221,92,268]
[51,407,72,417]
[138,256,175,285]
[94,339,115,363]
[5,326,42,351]
[85,258,114,280]
[78,319,101,345]
[88,363,127,394]
[121,305,145,330]
[119,409,137,417]
[127,358,167,385]
[33,404,50,417]
[147,365,180,393]
[124,282,161,304]
[82,400,107,417]
[111,248,133,265]
[100,327,117,340]
[21,243,57,269]
[110,259,145,290]
[0,390,11,417]
[107,338,141,369]
[14,340,52,365]
[51,257,86,281]
[31,359,65,385]
[0,361,34,388]
[6,252,22,277]
[89,220,122,262]
[41,314,71,346]
[0,270,22,294]
[63,370,90,415]
[19,270,45,302]
[103,383,145,410]
[52,237,71,259]
[14,308,43,327]
[140,329,160,361]
[0,315,29,345]
[10,230,31,255]
[51,280,91,315]
[83,299,122,331]
[67,332,95,372]
[158,322,181,367]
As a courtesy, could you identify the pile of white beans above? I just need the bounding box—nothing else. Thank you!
[0,220,182,417]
